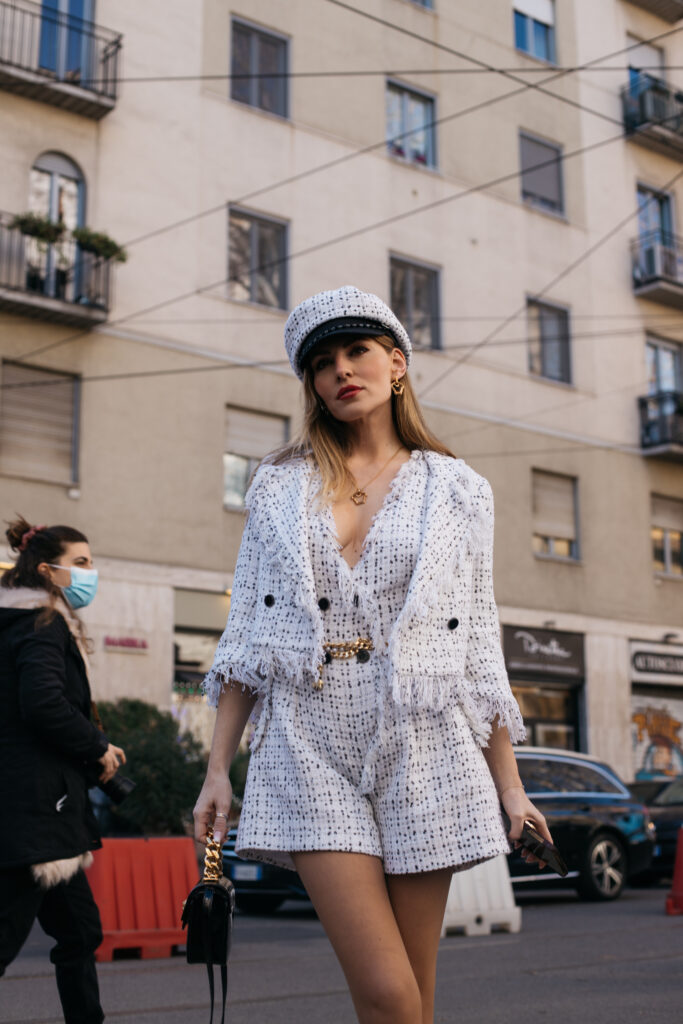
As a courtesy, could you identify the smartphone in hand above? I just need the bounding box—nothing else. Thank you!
[501,811,569,877]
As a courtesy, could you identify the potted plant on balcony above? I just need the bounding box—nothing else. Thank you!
[10,212,65,293]
[72,227,128,263]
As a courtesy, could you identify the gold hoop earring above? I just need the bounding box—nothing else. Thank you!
[391,378,405,396]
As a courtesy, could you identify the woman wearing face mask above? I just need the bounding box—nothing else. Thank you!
[0,516,124,1024]
[194,287,553,1024]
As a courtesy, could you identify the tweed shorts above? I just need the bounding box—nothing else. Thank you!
[235,653,511,874]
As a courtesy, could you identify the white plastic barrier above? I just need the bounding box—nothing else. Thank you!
[440,854,522,937]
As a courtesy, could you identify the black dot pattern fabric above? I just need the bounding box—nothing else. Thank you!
[236,452,512,874]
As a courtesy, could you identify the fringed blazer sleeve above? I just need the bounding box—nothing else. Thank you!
[464,478,526,745]
[203,509,262,707]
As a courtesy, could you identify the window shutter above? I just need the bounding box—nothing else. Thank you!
[0,362,76,483]
[225,407,286,459]
[514,0,554,24]
[651,495,683,532]
[521,134,562,209]
[533,471,576,540]
[627,37,664,74]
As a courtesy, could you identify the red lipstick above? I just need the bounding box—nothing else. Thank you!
[336,386,362,400]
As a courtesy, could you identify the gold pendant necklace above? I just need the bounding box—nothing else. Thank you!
[350,445,404,505]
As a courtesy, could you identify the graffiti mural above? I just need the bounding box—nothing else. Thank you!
[631,697,683,779]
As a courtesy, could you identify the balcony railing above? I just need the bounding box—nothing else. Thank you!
[621,76,683,156]
[0,213,112,326]
[623,1,683,21]
[0,0,121,118]
[638,391,683,460]
[631,230,683,309]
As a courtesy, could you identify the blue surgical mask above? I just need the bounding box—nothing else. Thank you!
[49,565,99,609]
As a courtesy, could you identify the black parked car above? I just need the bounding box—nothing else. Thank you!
[629,776,683,878]
[223,746,655,911]
[510,747,655,900]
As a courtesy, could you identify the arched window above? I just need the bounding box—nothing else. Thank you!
[25,152,86,301]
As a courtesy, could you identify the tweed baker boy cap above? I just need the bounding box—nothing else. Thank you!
[284,285,412,379]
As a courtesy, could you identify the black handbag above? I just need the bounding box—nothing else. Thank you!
[182,827,235,1024]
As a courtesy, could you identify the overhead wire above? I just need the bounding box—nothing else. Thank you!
[18,107,683,364]
[417,163,683,399]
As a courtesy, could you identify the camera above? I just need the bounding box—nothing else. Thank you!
[98,772,136,805]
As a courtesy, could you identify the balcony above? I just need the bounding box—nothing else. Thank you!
[624,1,683,20]
[621,77,683,157]
[638,391,683,461]
[631,231,683,309]
[0,213,112,327]
[0,0,121,119]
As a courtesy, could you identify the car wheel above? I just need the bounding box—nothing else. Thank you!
[235,893,285,914]
[576,833,626,901]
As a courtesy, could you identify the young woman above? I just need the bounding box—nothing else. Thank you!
[0,517,125,1024]
[194,286,553,1024]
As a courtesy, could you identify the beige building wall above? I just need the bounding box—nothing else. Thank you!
[1,0,682,777]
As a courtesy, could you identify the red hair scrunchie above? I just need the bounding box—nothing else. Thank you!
[19,524,46,552]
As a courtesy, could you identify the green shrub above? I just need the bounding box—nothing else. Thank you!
[96,698,207,836]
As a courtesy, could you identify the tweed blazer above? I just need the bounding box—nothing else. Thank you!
[204,450,525,747]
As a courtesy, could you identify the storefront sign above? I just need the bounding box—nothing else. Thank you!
[630,641,683,684]
[503,626,584,678]
[104,635,149,654]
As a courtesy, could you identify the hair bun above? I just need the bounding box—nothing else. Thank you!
[5,515,32,552]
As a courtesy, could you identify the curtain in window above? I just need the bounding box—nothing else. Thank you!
[520,135,562,211]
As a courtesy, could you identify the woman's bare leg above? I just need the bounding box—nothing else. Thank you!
[291,851,450,1024]
[385,869,453,1024]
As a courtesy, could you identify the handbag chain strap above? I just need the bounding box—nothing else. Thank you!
[203,826,223,882]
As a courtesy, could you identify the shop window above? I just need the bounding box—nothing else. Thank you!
[390,256,440,349]
[386,81,436,168]
[0,361,79,484]
[651,494,683,576]
[230,18,288,118]
[514,1,555,63]
[527,299,571,383]
[223,406,288,509]
[520,132,564,214]
[532,469,579,560]
[228,207,288,309]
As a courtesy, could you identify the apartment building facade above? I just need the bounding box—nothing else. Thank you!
[0,0,682,776]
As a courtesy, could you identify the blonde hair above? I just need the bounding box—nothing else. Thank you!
[268,336,456,499]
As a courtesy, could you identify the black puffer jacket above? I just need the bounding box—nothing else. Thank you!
[0,589,109,868]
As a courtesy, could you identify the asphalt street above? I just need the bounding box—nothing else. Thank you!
[1,884,681,1024]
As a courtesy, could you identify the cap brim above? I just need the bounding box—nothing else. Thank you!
[298,317,396,371]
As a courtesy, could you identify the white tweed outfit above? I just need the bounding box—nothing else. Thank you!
[212,451,522,874]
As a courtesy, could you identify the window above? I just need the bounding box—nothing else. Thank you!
[520,133,563,214]
[647,338,681,395]
[514,1,556,63]
[627,35,664,96]
[39,0,95,84]
[517,757,623,795]
[230,19,288,118]
[408,0,434,7]
[386,82,436,168]
[637,185,673,247]
[532,470,579,560]
[390,257,440,349]
[224,407,288,508]
[651,495,683,576]
[25,151,85,302]
[0,361,79,484]
[527,299,571,383]
[228,208,287,309]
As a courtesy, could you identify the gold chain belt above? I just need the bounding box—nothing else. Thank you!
[315,637,374,691]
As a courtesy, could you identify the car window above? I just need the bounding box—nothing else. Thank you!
[654,778,683,806]
[517,757,623,794]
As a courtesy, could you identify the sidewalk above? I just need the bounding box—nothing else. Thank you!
[2,886,681,1023]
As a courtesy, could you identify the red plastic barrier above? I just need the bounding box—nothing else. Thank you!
[87,837,199,960]
[665,827,683,916]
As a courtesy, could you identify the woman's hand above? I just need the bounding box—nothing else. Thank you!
[501,785,553,869]
[97,743,126,783]
[193,773,233,845]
